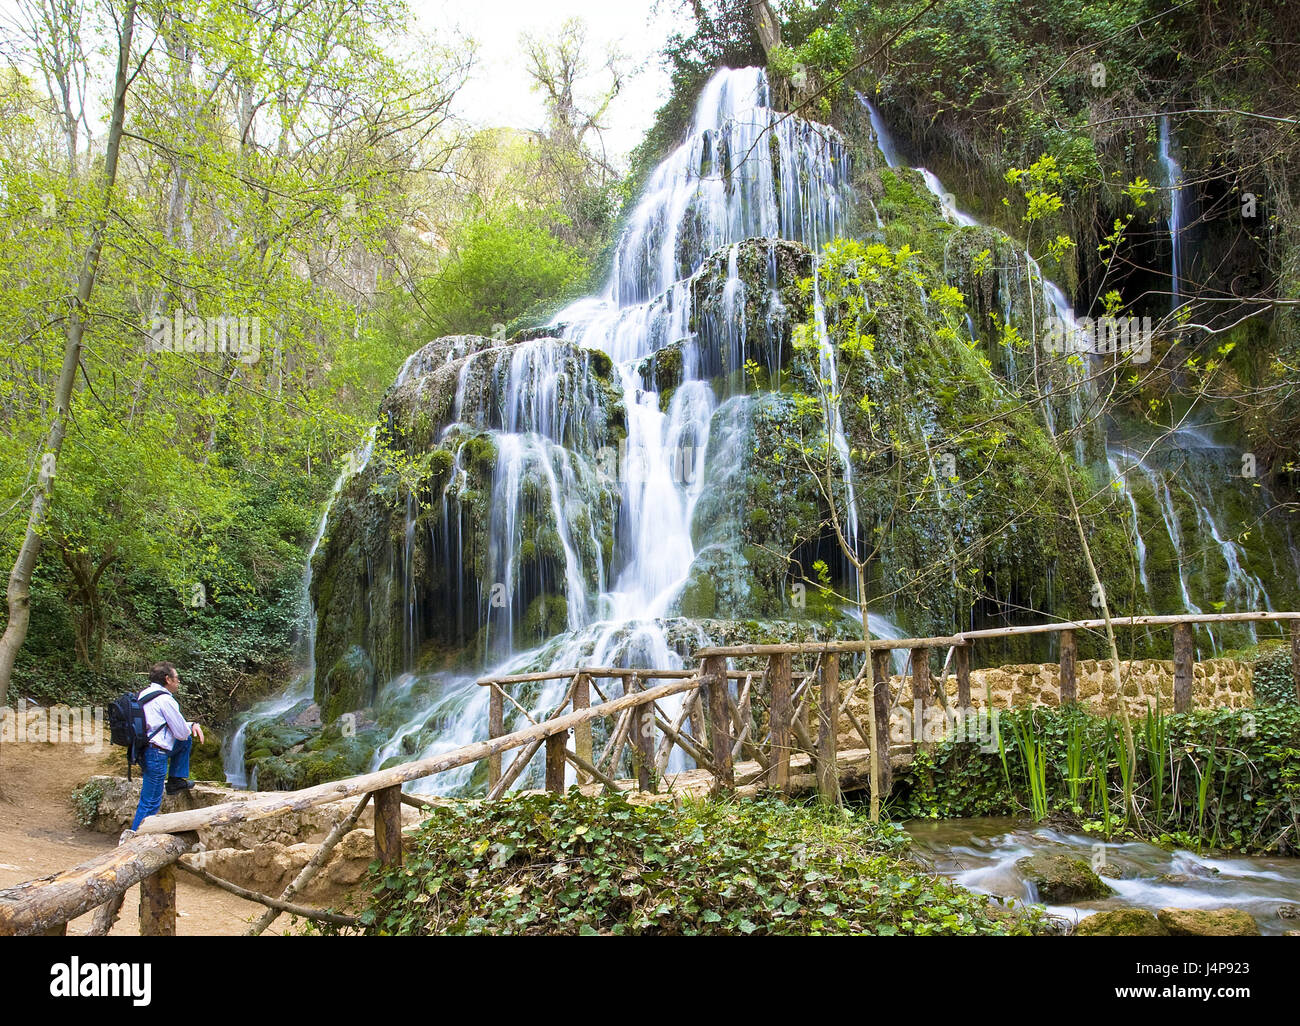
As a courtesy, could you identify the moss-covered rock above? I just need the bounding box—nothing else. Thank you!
[1074,909,1169,936]
[1157,907,1261,937]
[1016,853,1114,902]
[321,646,375,724]
[251,727,384,791]
[309,333,626,701]
[189,732,226,782]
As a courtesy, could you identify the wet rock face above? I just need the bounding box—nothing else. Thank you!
[688,238,813,391]
[683,392,831,620]
[309,334,627,711]
[1074,909,1169,936]
[1157,907,1261,937]
[1016,853,1114,902]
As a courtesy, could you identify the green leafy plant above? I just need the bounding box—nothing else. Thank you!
[70,778,107,829]
[323,791,1048,936]
[895,705,1300,855]
[1142,703,1170,829]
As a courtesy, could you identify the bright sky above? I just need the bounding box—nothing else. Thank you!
[0,0,686,165]
[412,0,687,166]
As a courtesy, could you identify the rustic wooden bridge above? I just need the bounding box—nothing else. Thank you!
[2,610,1297,937]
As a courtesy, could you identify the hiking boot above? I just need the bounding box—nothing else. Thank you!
[165,776,195,795]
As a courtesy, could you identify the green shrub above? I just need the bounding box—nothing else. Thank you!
[1254,646,1297,707]
[70,778,108,829]
[323,791,1047,936]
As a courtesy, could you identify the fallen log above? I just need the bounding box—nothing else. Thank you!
[0,832,196,937]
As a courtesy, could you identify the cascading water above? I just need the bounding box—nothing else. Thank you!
[347,66,888,794]
[858,94,1092,463]
[231,70,1296,800]
[856,93,1288,647]
[1105,452,1151,599]
[809,256,862,585]
[1106,429,1278,653]
[222,430,375,786]
[1158,115,1185,310]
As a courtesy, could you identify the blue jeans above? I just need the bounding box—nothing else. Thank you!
[131,737,192,830]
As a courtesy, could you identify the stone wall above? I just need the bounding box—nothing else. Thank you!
[835,658,1252,751]
[950,658,1253,716]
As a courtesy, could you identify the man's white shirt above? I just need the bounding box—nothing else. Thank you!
[139,684,192,753]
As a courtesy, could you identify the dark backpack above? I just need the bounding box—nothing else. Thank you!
[108,688,166,780]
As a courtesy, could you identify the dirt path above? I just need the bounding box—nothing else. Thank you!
[0,737,292,936]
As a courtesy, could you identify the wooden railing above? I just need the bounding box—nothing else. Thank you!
[692,612,1300,798]
[0,674,704,936]
[476,665,819,796]
[2,610,1297,937]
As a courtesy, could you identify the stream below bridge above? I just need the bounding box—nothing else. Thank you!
[905,817,1300,934]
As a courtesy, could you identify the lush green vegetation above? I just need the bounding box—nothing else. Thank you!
[318,791,1047,936]
[0,4,625,721]
[764,0,1300,495]
[414,202,592,339]
[894,704,1300,855]
[1252,645,1298,709]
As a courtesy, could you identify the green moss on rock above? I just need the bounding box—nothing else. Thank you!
[1074,909,1169,936]
[1015,853,1114,902]
[1157,907,1260,937]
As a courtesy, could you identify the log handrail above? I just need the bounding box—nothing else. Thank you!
[692,610,1300,657]
[476,667,813,686]
[135,675,702,835]
[0,833,197,937]
[0,674,706,935]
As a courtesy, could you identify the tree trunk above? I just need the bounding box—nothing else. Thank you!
[750,1,782,58]
[0,0,137,708]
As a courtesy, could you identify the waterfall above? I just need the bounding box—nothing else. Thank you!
[809,256,862,585]
[1106,452,1151,598]
[365,66,864,793]
[222,429,374,786]
[858,92,902,169]
[858,93,1092,463]
[858,93,979,227]
[1106,430,1276,653]
[1158,115,1185,310]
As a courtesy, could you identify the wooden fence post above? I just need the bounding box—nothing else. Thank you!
[799,674,814,753]
[911,647,930,751]
[488,685,504,791]
[955,643,972,709]
[1059,629,1077,706]
[816,652,840,805]
[1173,622,1194,713]
[702,654,734,792]
[767,652,793,791]
[871,649,893,799]
[545,732,567,793]
[629,675,653,792]
[573,673,592,784]
[374,785,403,868]
[139,865,176,936]
[1292,620,1300,705]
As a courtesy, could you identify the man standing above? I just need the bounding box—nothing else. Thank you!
[130,662,205,831]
